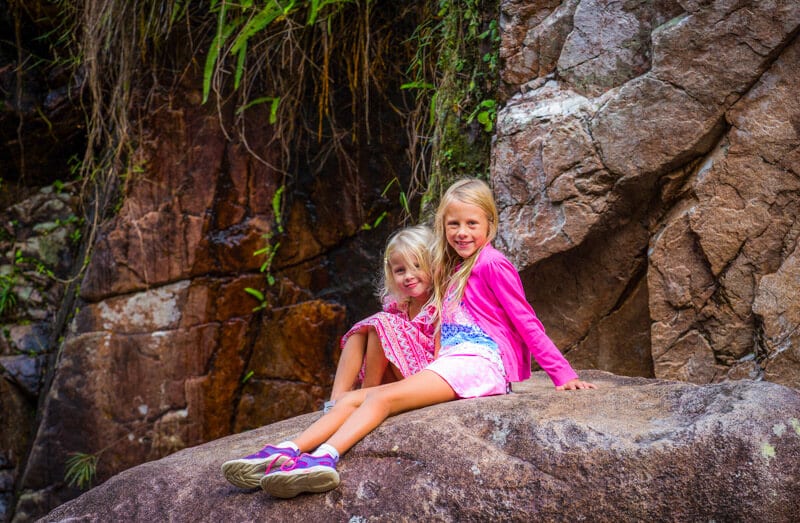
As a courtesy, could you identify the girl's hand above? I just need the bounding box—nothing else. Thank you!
[555,378,597,391]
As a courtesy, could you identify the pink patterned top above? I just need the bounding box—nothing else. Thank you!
[340,297,436,380]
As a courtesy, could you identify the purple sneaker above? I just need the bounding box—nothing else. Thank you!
[259,453,340,498]
[221,444,300,489]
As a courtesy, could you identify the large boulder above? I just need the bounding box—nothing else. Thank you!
[39,372,800,522]
[493,0,800,387]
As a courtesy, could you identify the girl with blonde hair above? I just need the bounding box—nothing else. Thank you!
[223,224,436,489]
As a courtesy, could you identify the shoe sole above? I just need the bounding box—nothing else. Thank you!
[260,466,341,498]
[221,455,290,489]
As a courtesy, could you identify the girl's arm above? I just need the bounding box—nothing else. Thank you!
[481,256,581,387]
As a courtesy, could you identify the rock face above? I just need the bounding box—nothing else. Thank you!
[9,11,414,522]
[7,0,800,520]
[10,84,401,518]
[39,372,800,522]
[0,182,81,521]
[494,0,800,387]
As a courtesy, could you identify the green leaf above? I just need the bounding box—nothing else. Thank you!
[272,185,285,232]
[307,0,351,26]
[399,191,410,214]
[235,97,282,125]
[65,452,98,489]
[400,81,434,90]
[269,97,280,124]
[361,211,388,231]
[244,287,265,301]
[372,211,387,229]
[202,15,238,103]
[380,178,398,197]
[233,39,247,90]
[231,1,292,56]
[253,245,272,257]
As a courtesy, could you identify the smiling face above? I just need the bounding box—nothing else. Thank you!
[387,252,432,301]
[444,199,490,259]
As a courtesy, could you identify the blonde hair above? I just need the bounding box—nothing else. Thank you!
[432,178,498,312]
[377,224,435,304]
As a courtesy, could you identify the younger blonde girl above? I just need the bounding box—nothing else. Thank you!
[223,225,435,489]
[326,224,436,407]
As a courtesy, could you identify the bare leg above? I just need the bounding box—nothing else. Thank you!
[387,364,403,382]
[361,328,390,388]
[381,364,400,384]
[329,331,367,401]
[293,370,457,455]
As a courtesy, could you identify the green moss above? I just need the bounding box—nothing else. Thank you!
[420,0,499,215]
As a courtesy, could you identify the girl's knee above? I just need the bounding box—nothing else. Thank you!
[362,388,393,409]
[334,389,364,410]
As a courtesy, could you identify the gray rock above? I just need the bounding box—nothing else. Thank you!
[0,354,45,397]
[40,372,800,522]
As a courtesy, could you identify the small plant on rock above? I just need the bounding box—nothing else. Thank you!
[0,273,17,317]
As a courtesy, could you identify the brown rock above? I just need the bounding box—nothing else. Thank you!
[558,0,682,97]
[754,241,800,387]
[494,0,800,388]
[648,32,800,384]
[18,276,343,516]
[499,0,576,92]
[39,372,800,522]
[493,84,611,267]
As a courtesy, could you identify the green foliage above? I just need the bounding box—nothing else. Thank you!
[65,452,98,489]
[361,211,387,231]
[0,274,17,318]
[15,249,55,280]
[235,96,281,124]
[245,184,286,310]
[253,237,280,283]
[271,185,285,234]
[404,0,501,214]
[203,0,353,105]
[69,228,82,244]
[466,99,497,132]
[244,286,267,311]
[380,178,411,217]
[203,2,237,104]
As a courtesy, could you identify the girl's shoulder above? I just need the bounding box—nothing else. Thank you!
[475,244,515,272]
[382,296,407,315]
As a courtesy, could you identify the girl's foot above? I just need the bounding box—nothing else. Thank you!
[221,444,300,489]
[260,453,340,498]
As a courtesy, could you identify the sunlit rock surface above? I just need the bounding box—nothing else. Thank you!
[40,372,800,522]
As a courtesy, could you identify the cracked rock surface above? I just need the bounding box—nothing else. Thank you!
[495,0,800,387]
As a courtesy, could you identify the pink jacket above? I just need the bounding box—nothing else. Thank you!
[462,244,578,387]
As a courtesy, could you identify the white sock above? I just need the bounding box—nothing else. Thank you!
[277,440,299,452]
[312,443,339,461]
